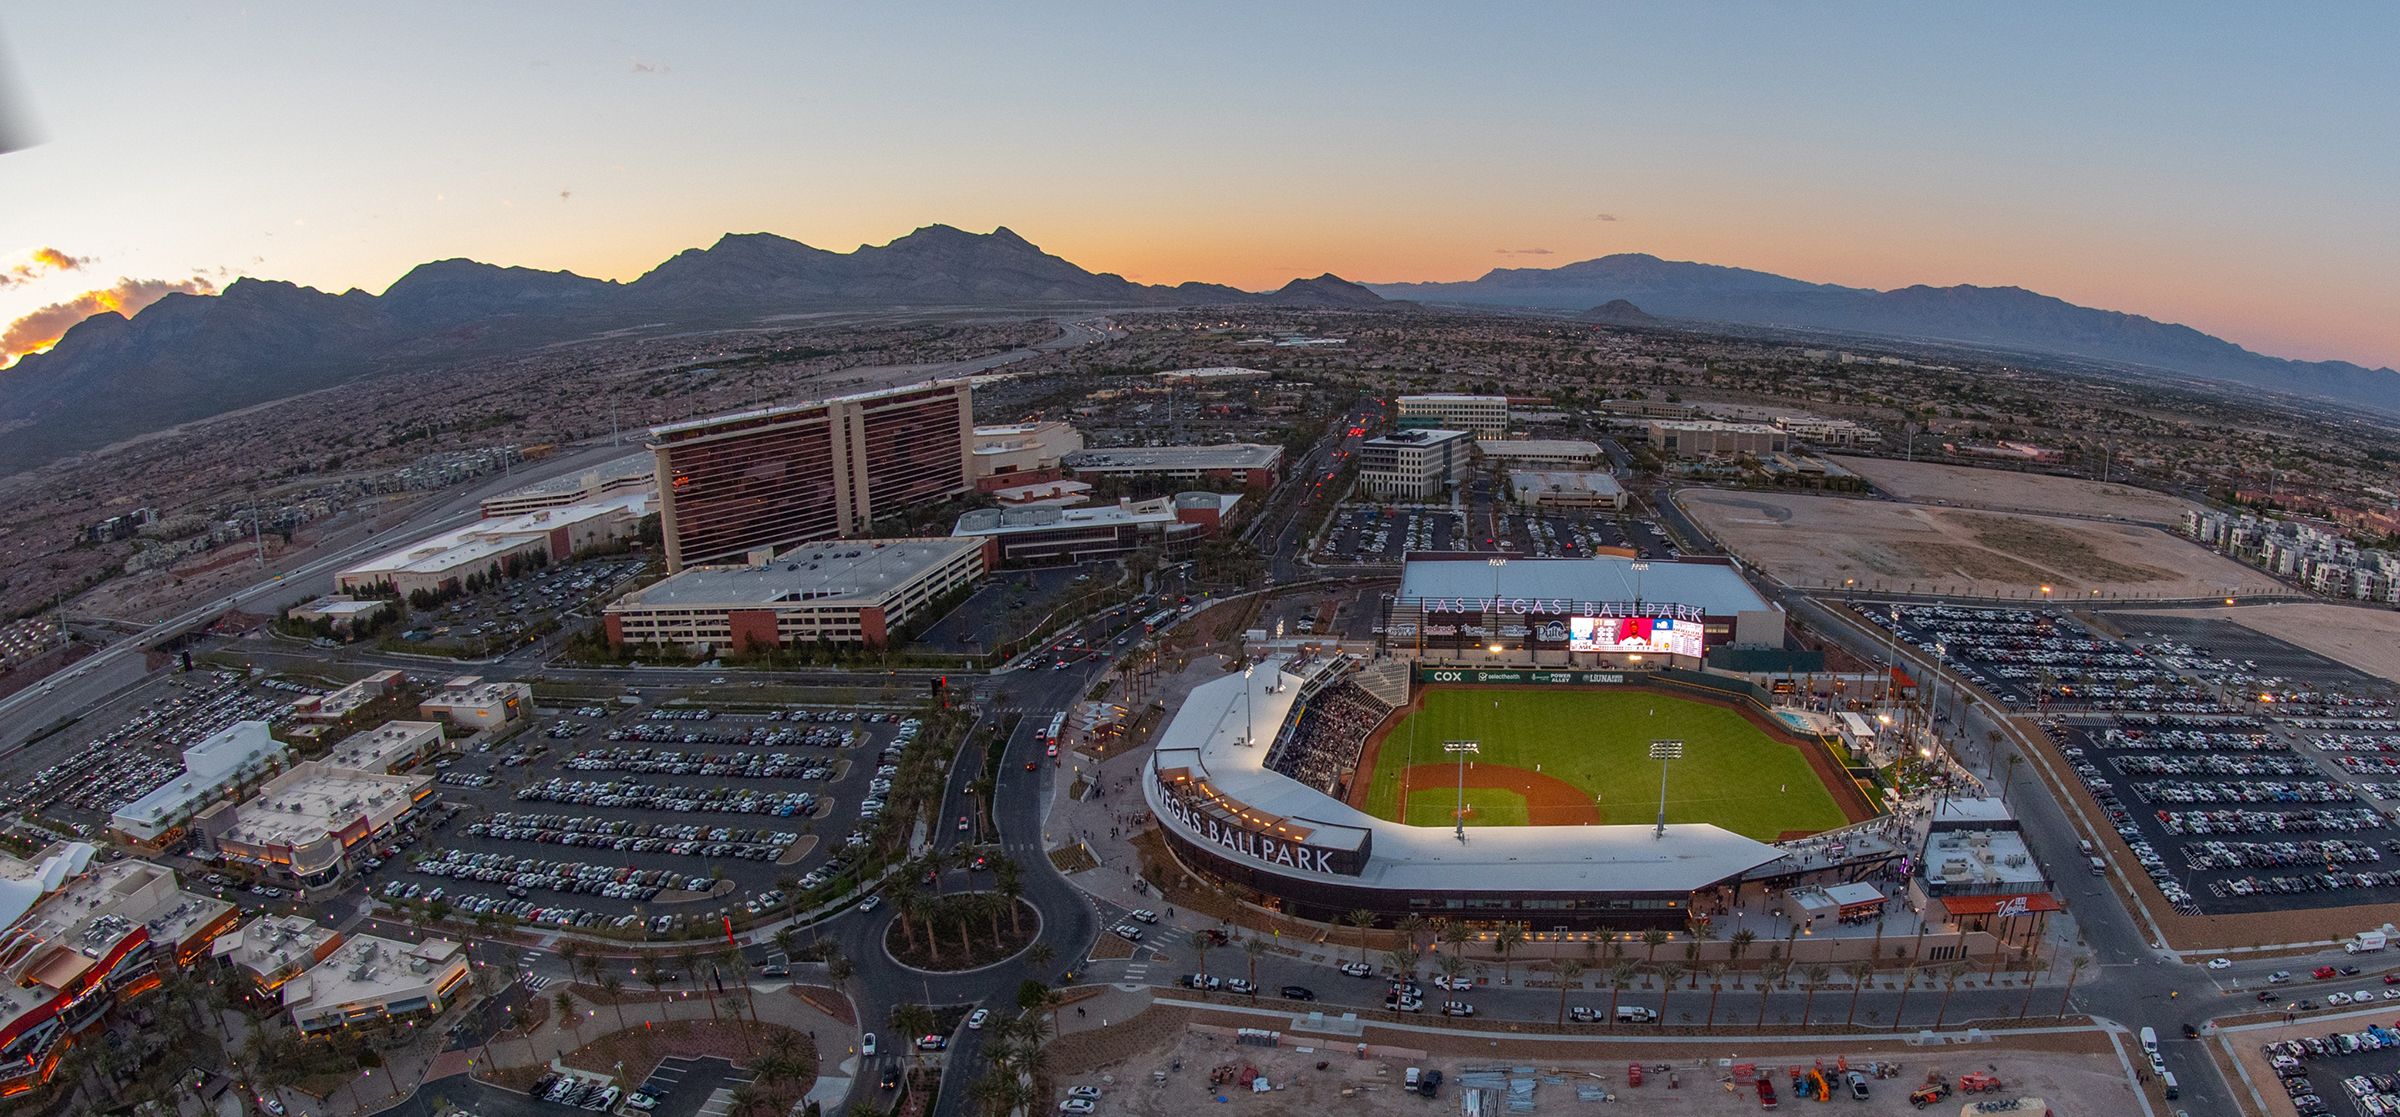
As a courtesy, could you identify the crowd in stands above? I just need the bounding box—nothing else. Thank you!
[1270,680,1394,796]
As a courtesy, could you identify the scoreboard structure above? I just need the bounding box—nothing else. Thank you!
[1378,553,1784,668]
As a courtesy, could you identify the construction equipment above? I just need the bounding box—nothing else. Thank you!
[1957,1072,2004,1093]
[1910,1081,1954,1109]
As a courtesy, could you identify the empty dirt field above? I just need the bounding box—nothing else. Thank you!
[1828,456,2201,525]
[2133,602,2400,685]
[1681,489,2280,599]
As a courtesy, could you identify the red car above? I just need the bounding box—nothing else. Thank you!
[1755,1077,1779,1109]
[2315,966,2340,979]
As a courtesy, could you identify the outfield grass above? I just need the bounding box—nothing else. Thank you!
[1362,688,1848,840]
[1401,786,1529,828]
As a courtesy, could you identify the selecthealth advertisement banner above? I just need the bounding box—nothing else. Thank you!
[1416,667,1631,686]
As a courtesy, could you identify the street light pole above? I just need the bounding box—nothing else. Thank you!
[1649,739,1684,839]
[1444,740,1480,842]
[1630,561,1650,612]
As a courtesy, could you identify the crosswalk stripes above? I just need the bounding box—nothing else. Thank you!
[518,973,554,992]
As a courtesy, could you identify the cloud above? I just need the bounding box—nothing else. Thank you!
[1496,247,1555,256]
[0,245,95,288]
[1,275,216,368]
[1588,213,1620,222]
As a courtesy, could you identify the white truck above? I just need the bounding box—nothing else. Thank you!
[2346,927,2392,954]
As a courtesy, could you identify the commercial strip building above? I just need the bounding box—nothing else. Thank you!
[478,450,657,518]
[1142,655,1785,929]
[291,669,404,723]
[1907,797,2061,951]
[605,537,991,653]
[0,845,235,1096]
[322,721,445,775]
[1773,415,1882,448]
[1396,394,1509,440]
[952,493,1239,567]
[1645,420,1790,458]
[109,722,292,848]
[1062,443,1283,490]
[1379,553,1785,666]
[1356,429,1473,501]
[212,913,342,996]
[418,677,532,732]
[969,420,1084,490]
[1154,366,1274,383]
[286,595,392,635]
[1507,469,1627,511]
[335,491,650,597]
[279,933,470,1035]
[192,759,436,892]
[989,479,1095,507]
[650,379,975,571]
[1476,439,1604,468]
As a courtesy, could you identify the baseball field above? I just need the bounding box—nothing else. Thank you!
[1350,687,1853,840]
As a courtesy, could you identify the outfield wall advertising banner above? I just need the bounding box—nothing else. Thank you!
[1417,668,1630,686]
[1567,615,1704,659]
[1527,612,1570,650]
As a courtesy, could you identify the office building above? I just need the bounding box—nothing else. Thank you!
[192,759,436,891]
[1062,444,1283,490]
[478,451,657,518]
[109,722,291,847]
[953,493,1240,567]
[0,846,235,1095]
[1356,429,1473,501]
[969,421,1083,490]
[650,379,975,572]
[1773,415,1882,448]
[1476,439,1604,468]
[336,492,650,597]
[1645,420,1790,458]
[1507,469,1627,510]
[417,677,531,732]
[606,537,991,653]
[1396,394,1509,440]
[280,934,470,1035]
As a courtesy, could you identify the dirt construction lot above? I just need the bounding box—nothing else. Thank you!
[2134,602,2400,686]
[1682,488,2279,599]
[1830,456,2201,524]
[1045,1003,2141,1117]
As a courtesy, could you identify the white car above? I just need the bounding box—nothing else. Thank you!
[2329,992,2352,1006]
[1128,909,1160,924]
[625,1093,660,1112]
[967,1008,990,1030]
[860,895,882,913]
[1339,961,1374,978]
[1432,974,1472,990]
[861,1033,878,1056]
[1059,1101,1096,1115]
[2206,958,2232,970]
[1067,1085,1103,1099]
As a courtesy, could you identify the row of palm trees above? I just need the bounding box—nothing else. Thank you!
[963,981,1068,1116]
[882,847,1034,964]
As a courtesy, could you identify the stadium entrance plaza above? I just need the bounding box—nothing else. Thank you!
[1047,653,2085,981]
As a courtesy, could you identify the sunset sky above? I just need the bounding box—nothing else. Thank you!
[3,3,2396,369]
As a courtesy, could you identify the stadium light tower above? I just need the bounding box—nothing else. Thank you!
[1649,739,1684,839]
[1443,739,1480,842]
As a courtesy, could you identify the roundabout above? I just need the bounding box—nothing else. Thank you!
[882,891,1044,973]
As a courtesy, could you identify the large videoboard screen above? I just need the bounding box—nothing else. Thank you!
[1568,615,1704,658]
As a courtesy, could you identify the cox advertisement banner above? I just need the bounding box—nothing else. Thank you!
[1416,667,1630,686]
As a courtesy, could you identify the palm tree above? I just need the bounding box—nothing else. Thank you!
[1395,914,1430,952]
[1931,962,1971,1029]
[600,973,629,1031]
[2057,955,2090,1018]
[1728,927,1757,969]
[907,893,941,963]
[1704,963,1729,1026]
[1494,922,1527,985]
[1439,919,1472,960]
[1018,979,1064,1038]
[1892,957,1916,1025]
[1798,964,1831,1026]
[1027,942,1056,974]
[967,774,995,833]
[1844,961,1875,1027]
[1755,962,1786,1026]
[1606,962,1638,1026]
[891,1003,935,1074]
[1385,946,1420,983]
[1243,937,1269,999]
[889,876,923,949]
[772,925,799,966]
[994,858,1027,936]
[967,1070,1016,1117]
[1640,928,1669,962]
[1192,938,1213,982]
[1435,952,1468,999]
[1554,959,1586,1026]
[777,873,805,927]
[555,989,582,1045]
[1654,963,1684,1026]
[1346,908,1379,964]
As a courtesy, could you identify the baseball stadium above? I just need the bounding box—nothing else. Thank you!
[1142,556,1882,930]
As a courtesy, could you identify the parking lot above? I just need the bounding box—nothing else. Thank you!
[1875,602,2400,917]
[393,555,648,653]
[364,701,921,937]
[1316,495,1670,566]
[3,668,300,826]
[913,561,1117,655]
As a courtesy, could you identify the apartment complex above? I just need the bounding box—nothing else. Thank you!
[952,492,1240,566]
[651,379,975,571]
[109,722,292,847]
[606,537,992,653]
[1357,429,1473,501]
[1396,394,1509,440]
[1645,420,1790,458]
[1062,444,1283,490]
[2185,509,2400,602]
[0,846,235,1096]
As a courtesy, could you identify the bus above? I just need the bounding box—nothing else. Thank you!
[1144,609,1176,633]
[1043,712,1066,746]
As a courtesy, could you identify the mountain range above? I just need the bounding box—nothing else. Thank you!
[1371,254,2399,414]
[3,228,2394,473]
